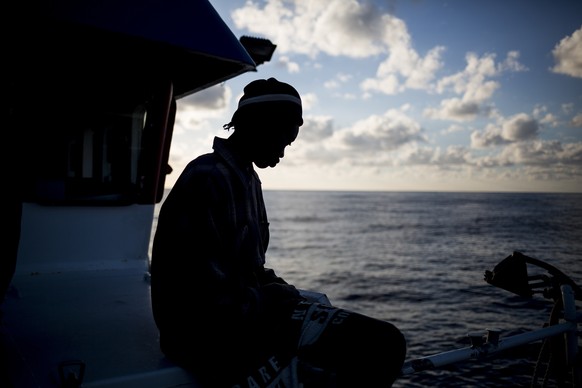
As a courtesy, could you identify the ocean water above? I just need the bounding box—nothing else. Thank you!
[154,190,582,387]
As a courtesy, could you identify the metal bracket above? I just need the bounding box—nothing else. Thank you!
[58,360,85,388]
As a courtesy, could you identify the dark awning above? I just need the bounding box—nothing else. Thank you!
[7,0,259,99]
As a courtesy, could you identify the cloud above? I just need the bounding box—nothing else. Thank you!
[562,103,574,114]
[424,98,483,122]
[231,0,389,58]
[174,84,233,131]
[164,1,582,192]
[470,113,540,148]
[498,50,529,72]
[424,51,526,122]
[324,73,358,99]
[361,45,445,94]
[392,144,471,167]
[300,115,334,142]
[311,0,391,57]
[551,25,582,78]
[437,52,498,97]
[324,79,340,89]
[231,0,444,94]
[277,55,300,73]
[291,108,582,186]
[300,92,318,111]
[180,84,232,110]
[533,105,559,128]
[435,145,472,166]
[395,144,434,165]
[290,108,425,166]
[571,113,582,128]
[499,140,582,168]
[324,73,352,89]
[336,108,426,152]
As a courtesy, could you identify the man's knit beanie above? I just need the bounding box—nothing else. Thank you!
[226,78,303,129]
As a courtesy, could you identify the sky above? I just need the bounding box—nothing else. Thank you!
[169,0,582,193]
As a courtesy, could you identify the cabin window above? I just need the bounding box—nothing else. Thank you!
[22,105,150,205]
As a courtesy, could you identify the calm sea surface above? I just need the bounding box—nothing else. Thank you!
[154,190,582,387]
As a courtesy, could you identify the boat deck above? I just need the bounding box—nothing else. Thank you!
[0,264,202,387]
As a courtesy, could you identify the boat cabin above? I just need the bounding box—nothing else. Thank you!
[1,1,274,386]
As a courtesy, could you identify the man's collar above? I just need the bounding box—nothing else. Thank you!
[213,137,260,184]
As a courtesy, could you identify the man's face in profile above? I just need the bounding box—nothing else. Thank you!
[253,123,300,169]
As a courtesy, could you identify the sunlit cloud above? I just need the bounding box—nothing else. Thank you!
[180,84,232,111]
[231,0,444,95]
[324,72,352,89]
[291,107,426,168]
[424,52,526,122]
[533,105,559,128]
[424,98,485,122]
[299,115,334,142]
[571,113,582,128]
[550,25,582,78]
[499,141,582,169]
[231,0,389,58]
[165,0,582,192]
[277,55,301,73]
[299,92,317,111]
[361,45,445,94]
[173,85,232,133]
[562,103,574,114]
[471,113,540,148]
[498,50,528,72]
[337,109,426,152]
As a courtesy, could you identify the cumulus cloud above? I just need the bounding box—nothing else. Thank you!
[499,140,582,167]
[436,145,472,166]
[299,92,318,111]
[436,52,499,98]
[231,0,389,58]
[231,0,444,94]
[470,113,540,148]
[497,140,582,183]
[299,115,334,142]
[324,79,341,89]
[498,50,529,72]
[324,73,358,99]
[324,73,352,89]
[571,113,582,127]
[290,108,425,167]
[533,105,559,127]
[539,113,559,127]
[335,108,426,152]
[424,51,526,122]
[174,84,232,131]
[293,107,581,185]
[551,25,582,78]
[424,98,482,122]
[361,45,445,94]
[562,103,574,115]
[393,144,471,167]
[180,84,231,110]
[277,55,300,73]
[166,1,581,191]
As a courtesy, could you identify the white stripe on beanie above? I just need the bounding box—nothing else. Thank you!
[238,94,301,108]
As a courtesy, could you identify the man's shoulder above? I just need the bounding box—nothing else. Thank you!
[187,152,218,167]
[184,153,222,175]
[180,152,231,181]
